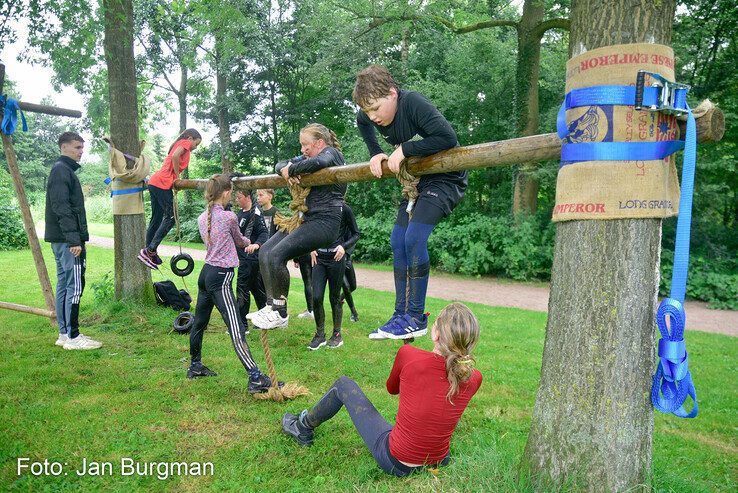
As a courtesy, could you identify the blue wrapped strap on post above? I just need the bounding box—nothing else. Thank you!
[557,71,698,418]
[0,95,28,135]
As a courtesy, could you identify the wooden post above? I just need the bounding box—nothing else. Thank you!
[173,105,724,192]
[0,64,58,326]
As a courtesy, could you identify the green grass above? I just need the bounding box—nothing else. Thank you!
[0,246,735,492]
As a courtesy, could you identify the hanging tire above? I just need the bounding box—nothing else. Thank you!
[173,311,194,334]
[171,253,194,277]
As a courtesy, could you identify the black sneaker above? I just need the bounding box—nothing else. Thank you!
[248,372,284,394]
[187,363,217,379]
[282,410,314,446]
[307,333,326,351]
[350,312,359,322]
[327,331,343,349]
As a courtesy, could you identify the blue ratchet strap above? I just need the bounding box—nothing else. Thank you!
[111,187,146,196]
[557,84,689,165]
[0,95,28,135]
[558,74,698,418]
[105,177,146,197]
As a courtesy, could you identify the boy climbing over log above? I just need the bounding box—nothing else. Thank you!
[354,65,465,340]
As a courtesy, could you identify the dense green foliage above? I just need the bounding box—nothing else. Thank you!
[0,170,27,251]
[0,1,734,306]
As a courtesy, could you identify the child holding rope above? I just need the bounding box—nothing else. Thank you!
[354,66,464,340]
[282,302,483,477]
[139,128,202,269]
[249,123,346,330]
[187,174,274,394]
[306,202,360,350]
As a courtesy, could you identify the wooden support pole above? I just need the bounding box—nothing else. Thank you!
[0,62,83,324]
[0,301,55,319]
[174,102,724,192]
[1,134,57,326]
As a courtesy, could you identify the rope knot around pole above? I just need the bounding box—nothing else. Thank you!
[274,182,311,233]
[397,160,419,218]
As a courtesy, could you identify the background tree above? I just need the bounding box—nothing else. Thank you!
[103,0,153,301]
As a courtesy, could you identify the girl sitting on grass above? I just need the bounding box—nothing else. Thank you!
[282,302,483,477]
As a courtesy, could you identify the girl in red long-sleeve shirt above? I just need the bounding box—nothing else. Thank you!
[282,302,482,476]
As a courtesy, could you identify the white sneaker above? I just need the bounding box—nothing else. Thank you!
[252,309,289,330]
[246,305,272,320]
[63,335,102,350]
[55,334,70,347]
[297,310,314,320]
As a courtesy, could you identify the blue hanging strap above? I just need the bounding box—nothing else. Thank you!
[557,72,698,418]
[0,95,28,135]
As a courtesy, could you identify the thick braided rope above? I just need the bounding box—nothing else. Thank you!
[258,330,279,388]
[274,182,311,233]
[397,160,419,218]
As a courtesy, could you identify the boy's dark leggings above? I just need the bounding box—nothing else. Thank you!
[311,252,346,333]
[305,376,448,477]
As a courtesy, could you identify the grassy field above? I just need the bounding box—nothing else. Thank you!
[0,245,735,492]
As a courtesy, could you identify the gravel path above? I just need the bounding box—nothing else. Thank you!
[86,235,737,337]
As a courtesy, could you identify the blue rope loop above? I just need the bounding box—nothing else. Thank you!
[556,75,699,419]
[651,298,697,418]
[0,95,28,135]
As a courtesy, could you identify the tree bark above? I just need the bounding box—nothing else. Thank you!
[103,0,153,301]
[522,1,677,491]
[512,0,545,216]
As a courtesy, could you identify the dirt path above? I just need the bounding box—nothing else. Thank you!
[86,235,737,337]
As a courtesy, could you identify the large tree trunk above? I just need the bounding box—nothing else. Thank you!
[215,42,233,174]
[522,1,677,491]
[512,0,544,216]
[103,0,153,301]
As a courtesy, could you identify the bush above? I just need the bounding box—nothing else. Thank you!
[659,250,738,310]
[85,195,114,223]
[353,212,556,281]
[0,170,27,251]
[0,205,27,251]
[91,271,115,303]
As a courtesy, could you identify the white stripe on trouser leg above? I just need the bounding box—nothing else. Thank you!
[221,271,256,370]
[72,258,82,304]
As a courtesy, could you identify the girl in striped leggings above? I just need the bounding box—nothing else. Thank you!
[188,174,273,394]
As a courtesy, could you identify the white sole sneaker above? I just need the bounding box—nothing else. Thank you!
[297,311,314,319]
[252,311,289,330]
[378,328,427,340]
[368,330,389,340]
[63,336,103,350]
[55,335,69,347]
[246,306,272,320]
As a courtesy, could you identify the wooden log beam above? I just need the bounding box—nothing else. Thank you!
[174,102,724,191]
[0,301,55,319]
[17,101,82,119]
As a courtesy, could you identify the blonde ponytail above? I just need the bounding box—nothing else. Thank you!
[432,303,481,402]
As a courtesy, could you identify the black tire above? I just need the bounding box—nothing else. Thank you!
[171,253,194,277]
[173,311,194,334]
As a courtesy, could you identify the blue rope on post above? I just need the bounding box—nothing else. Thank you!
[0,95,28,135]
[557,76,698,418]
